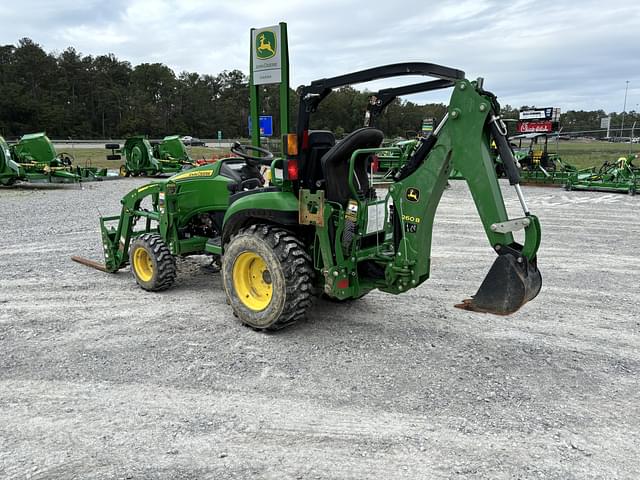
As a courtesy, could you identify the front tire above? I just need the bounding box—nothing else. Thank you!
[222,225,313,330]
[129,234,176,291]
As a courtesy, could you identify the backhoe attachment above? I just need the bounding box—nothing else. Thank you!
[455,98,543,314]
[387,78,542,315]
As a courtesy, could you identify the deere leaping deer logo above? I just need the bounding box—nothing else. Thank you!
[406,188,420,202]
[256,31,277,60]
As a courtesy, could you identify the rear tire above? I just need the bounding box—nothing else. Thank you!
[222,224,313,330]
[129,234,176,291]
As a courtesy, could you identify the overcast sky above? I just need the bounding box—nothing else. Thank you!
[1,0,639,113]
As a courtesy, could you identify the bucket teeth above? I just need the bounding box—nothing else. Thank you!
[455,253,542,315]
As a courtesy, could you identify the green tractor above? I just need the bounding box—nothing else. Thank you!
[1,132,107,184]
[507,133,577,185]
[74,62,542,330]
[566,154,638,194]
[113,135,195,177]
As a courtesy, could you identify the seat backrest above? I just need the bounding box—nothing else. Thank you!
[320,128,384,205]
[302,130,335,190]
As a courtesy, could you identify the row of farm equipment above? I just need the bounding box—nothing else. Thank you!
[507,133,638,194]
[374,132,638,195]
[1,128,637,194]
[0,129,640,195]
[0,133,217,186]
[360,77,638,195]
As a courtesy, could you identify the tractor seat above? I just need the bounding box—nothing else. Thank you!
[320,127,384,206]
[220,161,264,192]
[305,130,336,190]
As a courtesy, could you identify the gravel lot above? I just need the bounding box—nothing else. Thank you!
[1,179,639,479]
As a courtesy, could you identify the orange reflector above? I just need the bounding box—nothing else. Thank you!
[287,159,299,180]
[371,154,379,173]
[337,278,349,289]
[286,133,298,156]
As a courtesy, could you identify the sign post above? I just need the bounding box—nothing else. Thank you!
[600,117,611,138]
[249,23,289,149]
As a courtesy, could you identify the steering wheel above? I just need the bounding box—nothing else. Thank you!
[230,142,274,166]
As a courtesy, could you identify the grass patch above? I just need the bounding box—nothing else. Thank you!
[543,140,638,170]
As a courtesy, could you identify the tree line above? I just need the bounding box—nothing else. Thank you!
[1,38,637,140]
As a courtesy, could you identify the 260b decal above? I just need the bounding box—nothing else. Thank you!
[401,214,421,223]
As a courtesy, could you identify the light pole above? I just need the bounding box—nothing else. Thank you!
[621,80,629,138]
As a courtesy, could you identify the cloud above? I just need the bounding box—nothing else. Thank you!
[1,0,638,113]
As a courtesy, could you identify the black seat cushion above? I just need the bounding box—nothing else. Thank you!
[320,127,383,205]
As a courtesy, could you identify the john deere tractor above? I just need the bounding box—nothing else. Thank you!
[508,133,577,185]
[112,135,195,177]
[74,62,542,330]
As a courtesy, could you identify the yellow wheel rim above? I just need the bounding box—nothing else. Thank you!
[119,165,127,177]
[232,252,273,311]
[133,247,154,282]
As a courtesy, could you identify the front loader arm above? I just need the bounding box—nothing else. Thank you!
[389,78,541,314]
[98,183,162,272]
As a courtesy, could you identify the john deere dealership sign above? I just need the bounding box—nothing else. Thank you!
[252,25,282,85]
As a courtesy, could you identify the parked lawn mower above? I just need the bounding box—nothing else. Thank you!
[1,132,107,184]
[566,154,638,194]
[110,135,195,177]
[74,62,542,331]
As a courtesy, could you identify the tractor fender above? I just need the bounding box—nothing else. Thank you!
[222,190,299,245]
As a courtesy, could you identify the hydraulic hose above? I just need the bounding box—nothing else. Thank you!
[489,115,520,186]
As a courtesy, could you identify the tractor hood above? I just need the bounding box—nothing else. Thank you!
[168,163,220,182]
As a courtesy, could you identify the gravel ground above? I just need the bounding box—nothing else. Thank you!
[0,179,639,479]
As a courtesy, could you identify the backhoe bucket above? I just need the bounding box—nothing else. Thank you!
[456,254,542,315]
